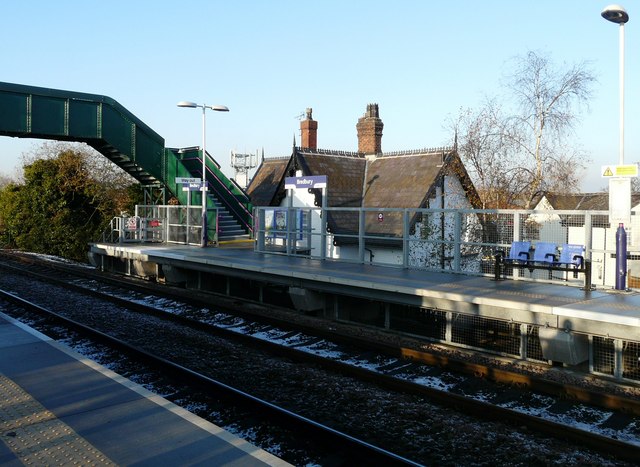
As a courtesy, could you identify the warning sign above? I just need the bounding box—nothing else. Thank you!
[602,164,638,178]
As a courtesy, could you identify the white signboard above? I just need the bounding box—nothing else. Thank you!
[175,177,201,184]
[609,177,631,226]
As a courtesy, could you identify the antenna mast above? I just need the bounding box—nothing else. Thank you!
[230,150,258,189]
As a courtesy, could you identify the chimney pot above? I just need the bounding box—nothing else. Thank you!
[356,103,383,154]
[300,107,318,150]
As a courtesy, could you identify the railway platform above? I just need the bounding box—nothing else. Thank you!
[0,311,289,466]
[88,241,640,379]
[89,242,640,337]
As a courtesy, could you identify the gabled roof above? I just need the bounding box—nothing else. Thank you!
[245,157,290,207]
[294,149,366,236]
[252,146,481,209]
[248,146,482,241]
[364,150,448,208]
[295,149,366,209]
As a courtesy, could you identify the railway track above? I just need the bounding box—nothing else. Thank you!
[0,287,418,466]
[1,251,639,464]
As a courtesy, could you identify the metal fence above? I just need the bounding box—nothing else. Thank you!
[378,305,640,382]
[101,205,217,246]
[254,206,640,289]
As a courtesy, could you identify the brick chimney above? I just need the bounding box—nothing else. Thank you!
[356,103,383,154]
[300,108,318,149]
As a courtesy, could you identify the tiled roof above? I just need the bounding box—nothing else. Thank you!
[543,192,640,210]
[364,152,444,207]
[248,146,481,242]
[245,157,290,207]
[295,151,366,235]
[296,151,366,208]
[361,151,447,236]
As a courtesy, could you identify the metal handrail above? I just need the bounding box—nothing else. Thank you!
[253,206,636,289]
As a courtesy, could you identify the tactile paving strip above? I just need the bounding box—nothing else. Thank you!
[0,373,116,466]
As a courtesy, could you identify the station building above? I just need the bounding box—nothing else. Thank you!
[247,104,483,266]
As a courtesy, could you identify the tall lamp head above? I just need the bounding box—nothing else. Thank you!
[601,4,629,24]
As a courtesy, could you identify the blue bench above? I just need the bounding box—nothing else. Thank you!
[494,242,592,289]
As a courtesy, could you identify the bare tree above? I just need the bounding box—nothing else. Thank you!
[451,99,522,208]
[451,51,595,208]
[20,141,136,189]
[506,51,595,206]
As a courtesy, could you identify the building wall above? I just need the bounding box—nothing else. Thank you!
[270,188,332,257]
[408,175,480,271]
[271,174,478,268]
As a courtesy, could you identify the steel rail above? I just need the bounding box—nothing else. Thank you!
[0,287,420,467]
[2,253,640,462]
[2,252,640,417]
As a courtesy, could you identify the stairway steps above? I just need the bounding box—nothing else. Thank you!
[180,157,251,238]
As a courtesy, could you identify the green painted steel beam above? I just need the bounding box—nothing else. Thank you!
[0,81,252,236]
[0,81,165,185]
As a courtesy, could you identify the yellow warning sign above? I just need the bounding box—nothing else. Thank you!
[602,164,638,178]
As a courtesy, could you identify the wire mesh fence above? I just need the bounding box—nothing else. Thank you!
[254,206,640,289]
[525,325,545,362]
[450,314,523,357]
[622,340,640,381]
[388,306,447,341]
[136,205,206,245]
[591,336,615,376]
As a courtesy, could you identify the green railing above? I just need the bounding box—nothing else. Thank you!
[170,147,253,235]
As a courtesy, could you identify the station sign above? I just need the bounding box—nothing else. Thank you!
[601,164,638,178]
[175,177,201,184]
[182,182,202,191]
[285,175,327,190]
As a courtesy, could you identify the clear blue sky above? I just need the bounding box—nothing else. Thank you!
[1,1,637,191]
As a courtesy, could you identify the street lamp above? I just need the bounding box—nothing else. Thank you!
[601,4,629,165]
[177,101,229,247]
[602,5,630,290]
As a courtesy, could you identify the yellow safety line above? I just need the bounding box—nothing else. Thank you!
[0,373,116,466]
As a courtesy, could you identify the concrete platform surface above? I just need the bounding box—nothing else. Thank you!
[0,312,290,466]
[92,242,640,328]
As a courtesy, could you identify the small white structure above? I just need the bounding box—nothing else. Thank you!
[230,150,258,189]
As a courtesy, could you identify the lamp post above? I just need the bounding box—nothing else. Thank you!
[602,4,629,165]
[602,4,630,290]
[177,101,229,247]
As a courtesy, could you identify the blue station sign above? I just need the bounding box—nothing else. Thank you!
[182,182,202,191]
[285,175,327,190]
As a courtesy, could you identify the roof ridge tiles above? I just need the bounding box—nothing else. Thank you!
[296,145,455,158]
[261,156,291,161]
[380,146,454,157]
[296,146,363,158]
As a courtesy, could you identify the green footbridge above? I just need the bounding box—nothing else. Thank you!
[0,81,253,241]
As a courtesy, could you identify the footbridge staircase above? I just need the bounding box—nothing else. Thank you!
[0,82,252,241]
